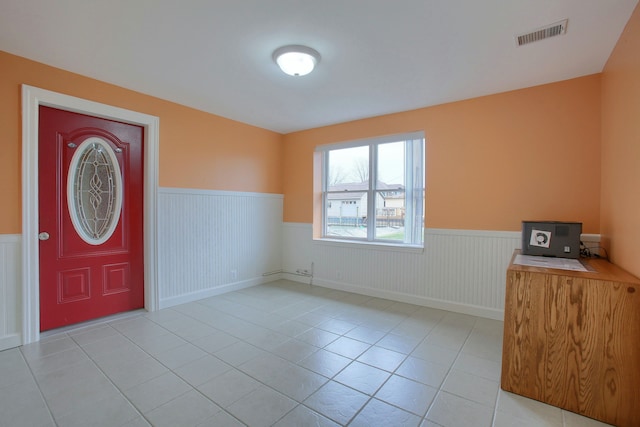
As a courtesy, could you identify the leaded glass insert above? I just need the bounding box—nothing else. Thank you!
[67,137,122,245]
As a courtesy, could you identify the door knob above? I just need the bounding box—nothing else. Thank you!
[38,232,50,241]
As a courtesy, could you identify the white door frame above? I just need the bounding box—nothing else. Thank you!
[21,85,159,344]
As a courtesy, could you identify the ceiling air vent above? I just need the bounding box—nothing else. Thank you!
[516,19,568,47]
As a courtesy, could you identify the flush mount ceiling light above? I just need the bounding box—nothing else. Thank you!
[272,45,320,76]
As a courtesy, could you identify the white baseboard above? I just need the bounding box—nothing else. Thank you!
[286,274,504,321]
[282,272,314,284]
[158,275,282,309]
[0,334,22,352]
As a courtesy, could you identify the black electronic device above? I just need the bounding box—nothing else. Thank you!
[521,221,582,259]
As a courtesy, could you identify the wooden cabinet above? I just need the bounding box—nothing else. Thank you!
[501,251,640,427]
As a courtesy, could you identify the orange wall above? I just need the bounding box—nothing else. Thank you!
[601,2,640,277]
[283,75,602,233]
[0,51,283,234]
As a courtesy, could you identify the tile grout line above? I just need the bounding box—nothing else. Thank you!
[107,314,247,426]
[139,314,253,426]
[13,282,510,427]
[18,345,59,427]
[421,316,477,425]
[66,323,153,426]
[164,289,386,426]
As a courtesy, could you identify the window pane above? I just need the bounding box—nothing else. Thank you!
[409,139,425,245]
[375,190,405,241]
[68,138,122,245]
[328,146,369,187]
[377,141,404,188]
[375,141,406,241]
[325,191,368,238]
[319,133,424,246]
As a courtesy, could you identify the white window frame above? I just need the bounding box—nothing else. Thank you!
[317,131,425,247]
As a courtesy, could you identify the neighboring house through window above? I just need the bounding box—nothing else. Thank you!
[316,131,425,246]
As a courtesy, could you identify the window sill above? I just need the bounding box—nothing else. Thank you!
[313,237,424,254]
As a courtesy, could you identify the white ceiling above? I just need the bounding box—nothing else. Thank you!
[1,0,637,133]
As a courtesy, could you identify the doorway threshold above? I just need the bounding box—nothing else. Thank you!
[39,309,147,340]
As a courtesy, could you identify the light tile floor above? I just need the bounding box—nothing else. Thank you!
[0,280,613,427]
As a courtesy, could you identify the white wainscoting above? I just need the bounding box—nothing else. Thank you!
[157,188,283,308]
[282,223,601,320]
[0,214,603,347]
[0,235,21,351]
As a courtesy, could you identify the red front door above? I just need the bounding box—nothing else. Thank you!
[38,106,144,331]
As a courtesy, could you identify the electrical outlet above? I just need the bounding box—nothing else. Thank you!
[231,270,237,280]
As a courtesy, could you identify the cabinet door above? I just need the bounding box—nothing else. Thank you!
[577,279,639,426]
[501,270,573,405]
[502,269,640,426]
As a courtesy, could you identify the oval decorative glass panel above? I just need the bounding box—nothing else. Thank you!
[67,137,123,245]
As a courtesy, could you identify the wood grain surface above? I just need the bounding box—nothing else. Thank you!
[501,251,640,426]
